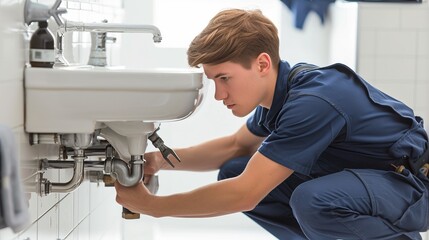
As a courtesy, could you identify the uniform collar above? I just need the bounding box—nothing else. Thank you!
[258,61,291,129]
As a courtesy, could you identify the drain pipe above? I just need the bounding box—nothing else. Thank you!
[104,155,144,187]
[24,133,145,195]
[103,152,145,219]
[48,149,85,194]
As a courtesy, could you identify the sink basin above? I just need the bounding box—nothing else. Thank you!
[25,65,206,134]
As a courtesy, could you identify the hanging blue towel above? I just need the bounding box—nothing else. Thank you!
[0,125,29,233]
[280,0,336,29]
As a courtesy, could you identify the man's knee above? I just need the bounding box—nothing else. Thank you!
[289,180,328,224]
[217,156,250,181]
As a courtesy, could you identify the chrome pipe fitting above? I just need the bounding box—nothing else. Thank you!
[105,155,144,187]
[39,160,105,171]
[50,150,85,194]
[60,133,93,149]
[30,133,60,145]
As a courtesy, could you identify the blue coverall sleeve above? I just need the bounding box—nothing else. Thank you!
[258,95,346,175]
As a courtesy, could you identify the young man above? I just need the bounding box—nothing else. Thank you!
[115,9,429,239]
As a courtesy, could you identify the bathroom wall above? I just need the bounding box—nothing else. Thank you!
[0,0,124,239]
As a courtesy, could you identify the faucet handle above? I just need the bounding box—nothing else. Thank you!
[98,20,118,44]
[106,36,117,43]
[49,0,67,26]
[24,0,67,26]
[97,20,118,43]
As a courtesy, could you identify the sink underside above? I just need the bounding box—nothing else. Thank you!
[25,66,206,133]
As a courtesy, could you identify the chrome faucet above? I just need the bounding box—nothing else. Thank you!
[55,20,162,66]
[24,0,162,66]
[87,20,117,67]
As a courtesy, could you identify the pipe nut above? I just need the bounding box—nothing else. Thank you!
[122,208,140,219]
[103,175,116,187]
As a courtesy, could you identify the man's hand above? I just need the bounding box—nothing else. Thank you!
[115,181,154,215]
[143,151,169,184]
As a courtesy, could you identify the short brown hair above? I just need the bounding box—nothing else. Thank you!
[187,9,280,69]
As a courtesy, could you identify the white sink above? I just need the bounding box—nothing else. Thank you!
[24,65,206,134]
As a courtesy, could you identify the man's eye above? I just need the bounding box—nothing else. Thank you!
[220,76,230,81]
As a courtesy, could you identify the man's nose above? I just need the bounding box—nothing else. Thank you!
[214,84,227,101]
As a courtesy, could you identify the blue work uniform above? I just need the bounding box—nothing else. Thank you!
[218,61,429,240]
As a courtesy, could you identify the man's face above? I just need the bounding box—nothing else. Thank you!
[203,61,267,117]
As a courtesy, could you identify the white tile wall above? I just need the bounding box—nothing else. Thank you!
[374,56,417,83]
[329,1,358,68]
[0,0,124,240]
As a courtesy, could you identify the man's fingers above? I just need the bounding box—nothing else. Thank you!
[114,181,121,189]
[116,194,123,204]
[143,174,153,185]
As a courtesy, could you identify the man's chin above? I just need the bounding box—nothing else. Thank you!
[231,109,250,118]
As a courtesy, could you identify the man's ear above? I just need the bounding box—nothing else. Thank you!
[256,52,271,74]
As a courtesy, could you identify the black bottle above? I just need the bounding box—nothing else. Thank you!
[30,21,55,68]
